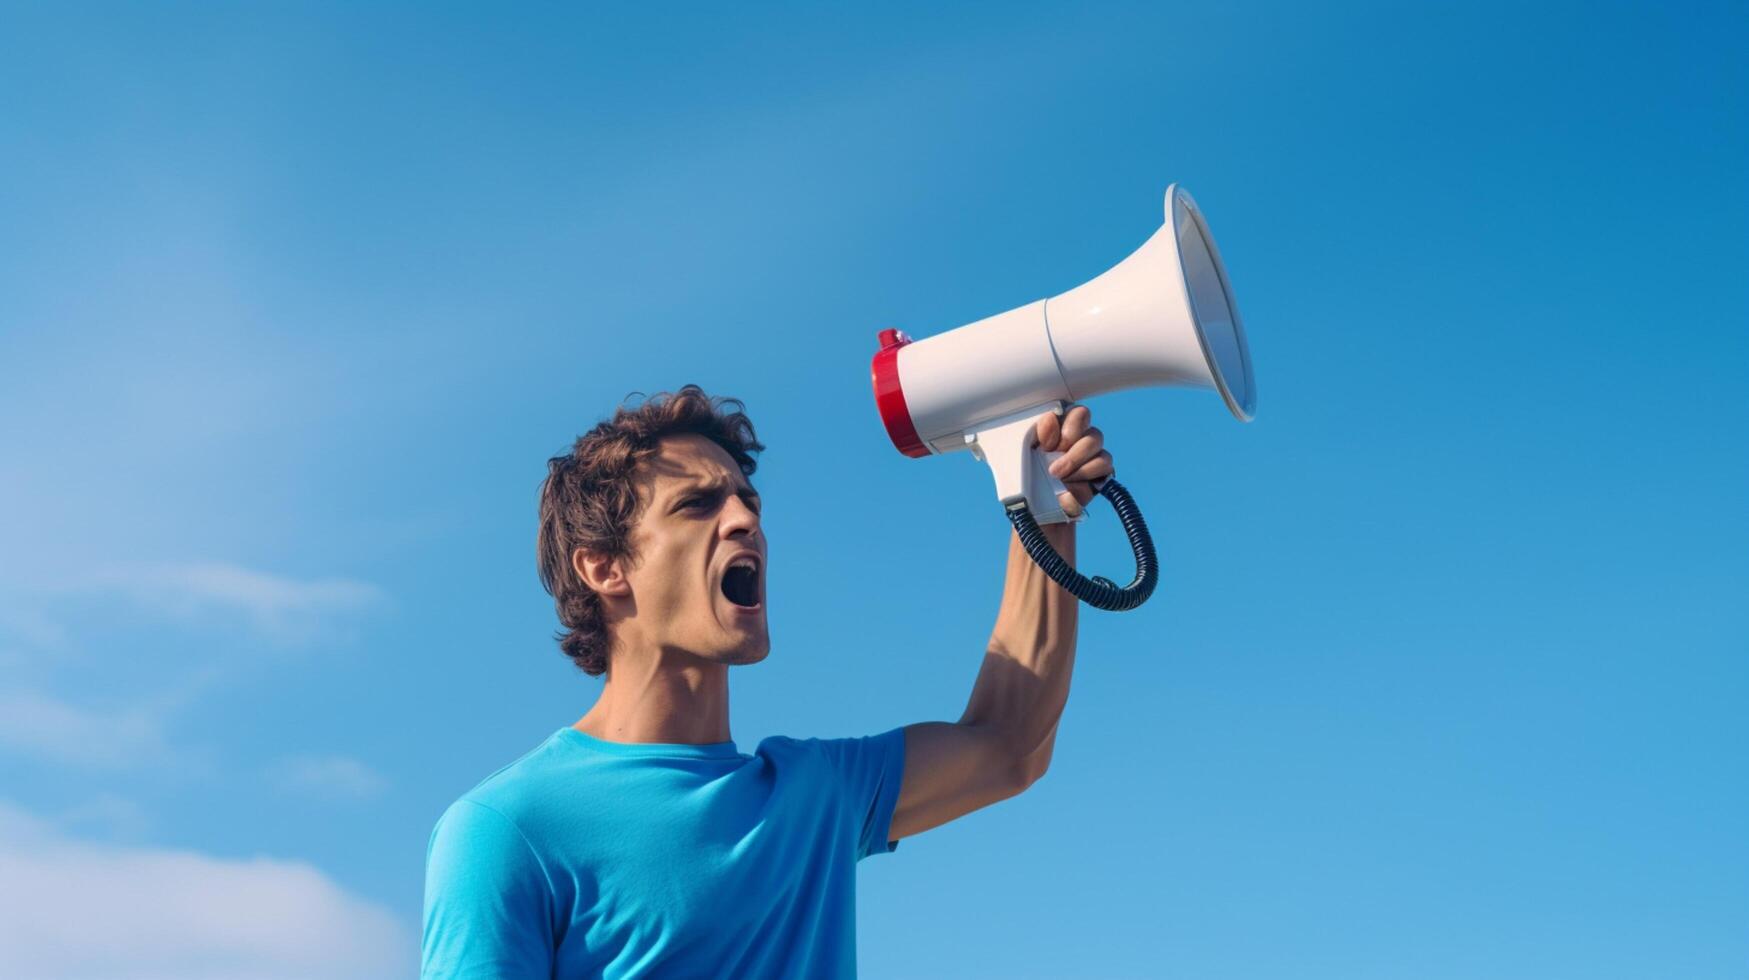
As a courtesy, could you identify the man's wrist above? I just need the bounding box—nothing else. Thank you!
[1040,520,1075,554]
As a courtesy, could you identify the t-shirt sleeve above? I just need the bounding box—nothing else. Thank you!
[814,726,908,860]
[422,799,556,979]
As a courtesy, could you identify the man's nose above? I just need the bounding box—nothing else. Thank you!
[721,496,761,540]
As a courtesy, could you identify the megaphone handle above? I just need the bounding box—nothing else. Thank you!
[964,404,1084,525]
[1007,477,1159,612]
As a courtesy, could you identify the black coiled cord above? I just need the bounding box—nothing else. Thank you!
[1006,476,1158,611]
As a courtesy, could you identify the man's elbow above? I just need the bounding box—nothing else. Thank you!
[999,758,1037,798]
[1010,740,1056,794]
[1015,760,1049,794]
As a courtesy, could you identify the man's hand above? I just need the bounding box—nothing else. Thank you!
[1036,404,1114,519]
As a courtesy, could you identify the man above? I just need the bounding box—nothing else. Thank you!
[422,385,1112,978]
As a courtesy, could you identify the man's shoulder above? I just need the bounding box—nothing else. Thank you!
[439,729,581,834]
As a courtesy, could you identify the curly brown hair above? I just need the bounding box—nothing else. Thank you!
[537,385,764,675]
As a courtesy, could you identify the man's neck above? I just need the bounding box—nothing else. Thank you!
[574,648,732,745]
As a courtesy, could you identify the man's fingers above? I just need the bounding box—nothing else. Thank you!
[1058,405,1091,448]
[1049,426,1104,478]
[1040,406,1110,515]
[1061,450,1113,485]
[1035,411,1061,451]
[1056,489,1087,519]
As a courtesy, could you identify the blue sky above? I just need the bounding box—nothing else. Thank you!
[1,2,1743,977]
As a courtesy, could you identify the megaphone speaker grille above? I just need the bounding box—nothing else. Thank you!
[1173,188,1256,421]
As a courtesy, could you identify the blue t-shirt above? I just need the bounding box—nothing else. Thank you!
[422,725,907,979]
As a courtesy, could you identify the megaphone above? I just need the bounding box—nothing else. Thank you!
[869,184,1256,611]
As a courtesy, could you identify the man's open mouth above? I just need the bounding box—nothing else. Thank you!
[721,557,762,609]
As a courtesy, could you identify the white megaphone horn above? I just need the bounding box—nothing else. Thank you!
[869,184,1256,611]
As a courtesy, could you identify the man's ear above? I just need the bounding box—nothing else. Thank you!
[572,547,632,598]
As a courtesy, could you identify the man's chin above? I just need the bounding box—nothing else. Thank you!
[723,635,770,665]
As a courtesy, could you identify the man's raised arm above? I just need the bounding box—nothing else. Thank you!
[889,406,1109,840]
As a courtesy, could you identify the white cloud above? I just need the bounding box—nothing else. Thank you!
[0,689,177,769]
[0,561,379,771]
[98,562,384,641]
[59,793,154,840]
[0,801,411,980]
[274,754,388,799]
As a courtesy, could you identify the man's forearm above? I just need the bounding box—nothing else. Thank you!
[959,523,1079,770]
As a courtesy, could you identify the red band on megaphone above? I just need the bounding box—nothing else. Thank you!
[871,329,929,458]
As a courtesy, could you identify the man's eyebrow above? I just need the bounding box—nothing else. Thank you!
[669,478,759,502]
